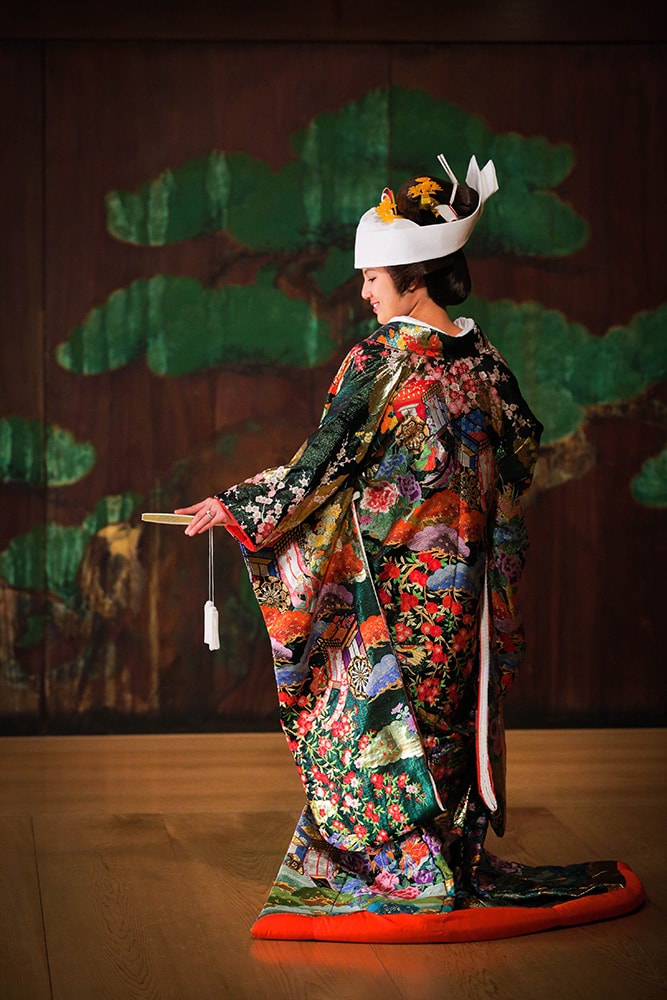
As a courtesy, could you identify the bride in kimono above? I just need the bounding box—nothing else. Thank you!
[177,155,643,942]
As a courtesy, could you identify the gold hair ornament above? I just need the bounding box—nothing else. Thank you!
[407,176,443,213]
[375,187,400,223]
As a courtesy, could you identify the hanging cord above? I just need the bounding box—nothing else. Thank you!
[476,560,497,812]
[209,526,215,605]
[204,527,220,650]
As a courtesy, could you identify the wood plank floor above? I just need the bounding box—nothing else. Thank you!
[0,729,665,1000]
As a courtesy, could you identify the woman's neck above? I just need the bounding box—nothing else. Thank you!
[406,300,461,338]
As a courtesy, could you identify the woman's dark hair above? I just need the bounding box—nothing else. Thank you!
[386,251,471,307]
[385,174,479,307]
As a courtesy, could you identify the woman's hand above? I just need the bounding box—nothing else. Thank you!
[175,498,231,536]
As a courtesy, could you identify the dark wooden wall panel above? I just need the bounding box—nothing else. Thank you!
[0,43,46,727]
[3,0,665,42]
[0,35,665,732]
[392,44,665,332]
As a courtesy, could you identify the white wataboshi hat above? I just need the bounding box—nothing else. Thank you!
[354,154,499,269]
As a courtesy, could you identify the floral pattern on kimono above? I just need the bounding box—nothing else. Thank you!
[214,319,635,928]
[217,321,541,850]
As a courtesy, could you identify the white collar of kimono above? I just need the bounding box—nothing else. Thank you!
[390,315,474,338]
[354,155,498,268]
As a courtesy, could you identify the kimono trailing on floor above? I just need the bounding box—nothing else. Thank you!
[217,319,643,942]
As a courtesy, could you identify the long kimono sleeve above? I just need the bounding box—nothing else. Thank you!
[487,486,531,697]
[486,361,543,695]
[489,420,542,695]
[216,340,405,551]
[484,373,542,834]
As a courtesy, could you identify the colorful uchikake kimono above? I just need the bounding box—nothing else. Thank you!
[217,319,644,942]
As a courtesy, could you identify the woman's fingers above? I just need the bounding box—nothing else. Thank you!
[176,498,227,535]
[174,501,206,515]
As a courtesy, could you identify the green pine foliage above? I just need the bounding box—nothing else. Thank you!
[58,273,334,376]
[0,493,140,603]
[0,417,96,486]
[631,449,667,507]
[105,87,586,259]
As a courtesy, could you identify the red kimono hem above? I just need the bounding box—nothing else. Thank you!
[250,862,644,943]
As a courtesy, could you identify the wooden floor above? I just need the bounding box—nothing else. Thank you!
[0,729,665,1000]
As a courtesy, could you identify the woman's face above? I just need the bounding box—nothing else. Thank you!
[361,268,412,325]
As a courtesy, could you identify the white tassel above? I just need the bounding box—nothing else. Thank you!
[204,600,220,650]
[204,528,220,650]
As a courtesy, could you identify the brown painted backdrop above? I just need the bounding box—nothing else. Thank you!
[1,7,666,732]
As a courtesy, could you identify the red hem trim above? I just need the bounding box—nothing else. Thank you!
[251,862,644,943]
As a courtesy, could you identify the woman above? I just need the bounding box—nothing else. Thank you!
[177,155,642,942]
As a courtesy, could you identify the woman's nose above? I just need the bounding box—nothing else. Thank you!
[361,280,370,300]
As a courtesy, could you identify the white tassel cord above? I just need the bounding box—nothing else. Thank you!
[476,566,497,812]
[204,527,220,650]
